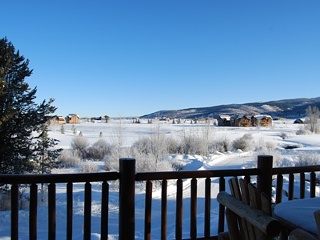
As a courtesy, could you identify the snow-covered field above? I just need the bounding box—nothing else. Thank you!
[1,118,320,239]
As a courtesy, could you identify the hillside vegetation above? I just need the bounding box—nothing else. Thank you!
[141,97,320,119]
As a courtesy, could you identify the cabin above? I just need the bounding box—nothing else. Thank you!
[232,114,253,127]
[217,114,231,126]
[254,114,273,127]
[66,114,80,124]
[49,115,66,125]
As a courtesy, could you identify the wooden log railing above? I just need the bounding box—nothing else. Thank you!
[135,166,260,239]
[0,172,119,240]
[1,156,320,239]
[273,165,320,203]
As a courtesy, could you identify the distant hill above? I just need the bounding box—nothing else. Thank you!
[141,97,320,119]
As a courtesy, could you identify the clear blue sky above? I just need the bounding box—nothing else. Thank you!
[1,1,320,117]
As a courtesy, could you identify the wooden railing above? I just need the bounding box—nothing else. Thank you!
[1,155,320,240]
[0,172,119,240]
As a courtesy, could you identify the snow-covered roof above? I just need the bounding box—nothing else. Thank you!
[67,113,79,118]
[218,114,230,120]
[254,114,272,120]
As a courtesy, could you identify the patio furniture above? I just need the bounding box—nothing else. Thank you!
[217,177,281,240]
[289,228,317,240]
[273,198,320,239]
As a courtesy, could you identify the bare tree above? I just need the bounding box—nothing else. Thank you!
[305,106,320,133]
[149,123,168,171]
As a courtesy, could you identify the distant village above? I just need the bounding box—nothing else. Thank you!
[49,113,283,127]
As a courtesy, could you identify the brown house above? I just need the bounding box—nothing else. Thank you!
[253,115,273,127]
[217,115,231,126]
[66,114,80,124]
[49,115,66,125]
[233,114,253,127]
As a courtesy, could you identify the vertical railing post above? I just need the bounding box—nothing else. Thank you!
[119,158,136,240]
[257,155,273,198]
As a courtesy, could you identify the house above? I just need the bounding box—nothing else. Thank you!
[232,114,253,127]
[49,115,66,125]
[217,114,231,126]
[253,115,273,127]
[294,118,304,124]
[66,114,80,124]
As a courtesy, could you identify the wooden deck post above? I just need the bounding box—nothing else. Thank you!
[119,158,136,240]
[257,155,273,198]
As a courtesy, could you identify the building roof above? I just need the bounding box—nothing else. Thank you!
[254,114,272,120]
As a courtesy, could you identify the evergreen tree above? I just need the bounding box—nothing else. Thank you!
[0,37,57,174]
[33,123,61,175]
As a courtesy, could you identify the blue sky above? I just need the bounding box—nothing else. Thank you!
[1,1,320,117]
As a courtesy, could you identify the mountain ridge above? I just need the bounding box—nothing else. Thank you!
[141,97,320,119]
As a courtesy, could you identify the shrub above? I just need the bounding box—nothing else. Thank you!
[296,127,312,135]
[104,155,118,171]
[295,153,320,166]
[179,135,204,155]
[60,125,65,134]
[80,160,98,173]
[104,146,131,171]
[232,134,254,151]
[164,137,180,154]
[156,159,175,172]
[70,135,90,158]
[86,138,111,160]
[171,161,184,171]
[255,137,277,151]
[0,189,31,211]
[0,192,11,211]
[131,137,152,154]
[58,149,82,167]
[134,153,174,172]
[209,138,231,153]
[254,149,282,167]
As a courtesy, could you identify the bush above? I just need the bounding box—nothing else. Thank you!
[232,134,254,151]
[131,137,152,154]
[295,153,320,166]
[179,135,204,155]
[80,160,98,173]
[104,146,131,171]
[255,137,277,151]
[254,149,282,167]
[280,132,288,139]
[104,155,118,171]
[70,135,90,158]
[296,127,312,135]
[134,153,174,172]
[209,138,231,153]
[86,138,111,160]
[171,161,184,171]
[58,149,82,167]
[0,190,30,211]
[0,192,11,211]
[164,137,180,154]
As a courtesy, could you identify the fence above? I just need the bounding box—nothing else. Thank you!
[1,155,320,239]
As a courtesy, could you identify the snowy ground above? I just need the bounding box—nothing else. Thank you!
[1,119,320,239]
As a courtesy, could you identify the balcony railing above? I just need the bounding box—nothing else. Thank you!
[1,155,320,240]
